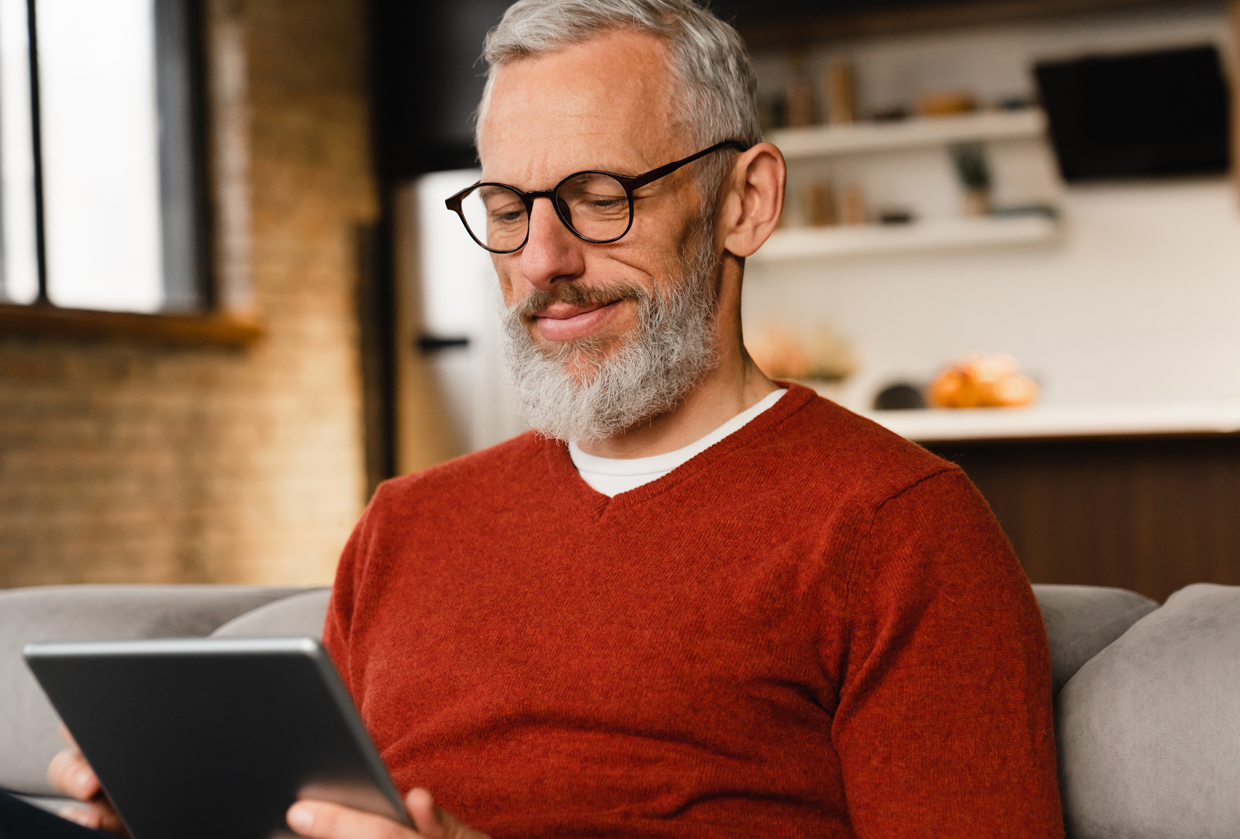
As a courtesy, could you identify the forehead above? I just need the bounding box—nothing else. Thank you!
[478,30,687,185]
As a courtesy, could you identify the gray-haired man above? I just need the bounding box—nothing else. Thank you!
[50,2,1064,837]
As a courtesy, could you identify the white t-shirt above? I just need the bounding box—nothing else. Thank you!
[568,389,787,497]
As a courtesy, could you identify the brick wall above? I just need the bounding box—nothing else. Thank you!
[0,0,378,587]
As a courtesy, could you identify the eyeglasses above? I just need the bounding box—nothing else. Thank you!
[444,139,748,254]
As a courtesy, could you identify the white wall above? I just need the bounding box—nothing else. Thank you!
[746,179,1240,408]
[747,4,1240,411]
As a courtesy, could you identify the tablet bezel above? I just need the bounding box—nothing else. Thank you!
[24,637,410,838]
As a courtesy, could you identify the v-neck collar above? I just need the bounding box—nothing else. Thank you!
[543,382,819,519]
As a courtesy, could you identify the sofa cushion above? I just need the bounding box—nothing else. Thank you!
[0,585,306,797]
[1032,584,1158,697]
[1056,583,1240,838]
[209,588,330,639]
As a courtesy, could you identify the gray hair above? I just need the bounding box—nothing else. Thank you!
[477,0,760,199]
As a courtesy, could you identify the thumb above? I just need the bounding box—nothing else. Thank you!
[404,788,480,839]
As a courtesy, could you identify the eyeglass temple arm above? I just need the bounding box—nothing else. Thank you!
[442,139,748,210]
[628,140,749,189]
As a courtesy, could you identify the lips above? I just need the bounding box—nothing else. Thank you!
[531,299,622,342]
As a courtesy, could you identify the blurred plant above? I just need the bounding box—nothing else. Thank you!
[951,143,992,191]
[952,142,992,216]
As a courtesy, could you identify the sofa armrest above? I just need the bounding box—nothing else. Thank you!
[1032,584,1158,697]
[1057,583,1240,838]
[210,588,330,638]
[0,585,309,797]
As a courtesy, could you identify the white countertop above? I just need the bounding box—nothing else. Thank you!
[858,400,1240,443]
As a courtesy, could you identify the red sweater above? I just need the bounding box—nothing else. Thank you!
[325,384,1064,838]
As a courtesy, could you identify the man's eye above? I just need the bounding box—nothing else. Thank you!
[581,195,626,214]
[490,208,525,224]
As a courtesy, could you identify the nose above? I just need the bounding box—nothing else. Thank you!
[518,196,585,292]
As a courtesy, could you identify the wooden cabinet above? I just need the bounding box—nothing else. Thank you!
[926,434,1240,602]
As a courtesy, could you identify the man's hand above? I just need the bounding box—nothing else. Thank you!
[288,787,489,839]
[46,727,128,836]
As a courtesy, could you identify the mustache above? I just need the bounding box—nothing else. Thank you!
[510,281,651,319]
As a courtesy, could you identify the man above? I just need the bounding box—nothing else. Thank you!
[48,1,1064,837]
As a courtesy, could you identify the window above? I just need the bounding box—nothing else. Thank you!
[0,0,206,314]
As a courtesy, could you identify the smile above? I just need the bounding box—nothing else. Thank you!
[531,299,624,342]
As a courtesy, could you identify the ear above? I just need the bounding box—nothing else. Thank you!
[720,142,786,259]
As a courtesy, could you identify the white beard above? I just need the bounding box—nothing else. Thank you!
[499,225,720,442]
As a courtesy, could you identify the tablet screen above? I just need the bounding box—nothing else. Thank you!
[24,637,409,839]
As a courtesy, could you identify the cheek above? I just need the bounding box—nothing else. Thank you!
[599,236,675,286]
[493,258,526,307]
[624,207,702,281]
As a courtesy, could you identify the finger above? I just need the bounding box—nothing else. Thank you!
[58,804,110,834]
[47,748,101,801]
[287,800,416,839]
[59,801,127,836]
[405,789,479,839]
[89,800,128,837]
[405,789,442,839]
[59,806,94,829]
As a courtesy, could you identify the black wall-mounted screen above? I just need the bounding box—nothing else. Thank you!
[1035,45,1232,182]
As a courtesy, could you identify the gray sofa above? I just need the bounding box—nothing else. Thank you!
[1,582,1236,838]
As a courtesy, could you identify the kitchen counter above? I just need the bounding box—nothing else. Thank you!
[859,400,1240,443]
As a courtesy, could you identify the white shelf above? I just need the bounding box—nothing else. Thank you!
[859,400,1240,443]
[752,215,1059,262]
[768,109,1048,159]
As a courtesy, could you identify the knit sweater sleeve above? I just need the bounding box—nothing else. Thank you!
[830,468,1065,838]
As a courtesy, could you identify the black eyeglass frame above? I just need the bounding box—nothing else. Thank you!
[444,139,749,254]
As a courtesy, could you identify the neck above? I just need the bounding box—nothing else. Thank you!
[575,322,779,459]
[573,250,779,459]
[575,253,780,459]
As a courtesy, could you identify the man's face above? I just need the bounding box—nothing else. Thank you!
[477,30,717,382]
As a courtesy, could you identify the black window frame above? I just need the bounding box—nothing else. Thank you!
[13,0,212,314]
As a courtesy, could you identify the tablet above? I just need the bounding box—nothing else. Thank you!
[23,637,410,839]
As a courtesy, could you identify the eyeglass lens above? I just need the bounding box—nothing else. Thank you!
[458,172,631,252]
